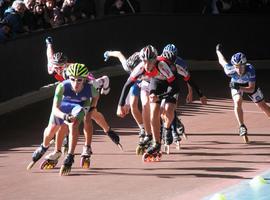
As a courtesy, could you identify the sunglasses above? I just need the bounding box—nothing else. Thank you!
[70,77,84,83]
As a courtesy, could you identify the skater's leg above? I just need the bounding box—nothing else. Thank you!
[130,91,143,128]
[140,90,151,137]
[232,94,244,126]
[67,120,80,155]
[163,102,176,129]
[256,100,270,118]
[150,102,161,143]
[84,112,94,146]
[43,124,61,148]
[55,124,68,152]
[91,110,110,133]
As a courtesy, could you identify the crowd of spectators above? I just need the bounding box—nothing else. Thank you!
[0,0,96,42]
[202,0,270,15]
[1,0,270,43]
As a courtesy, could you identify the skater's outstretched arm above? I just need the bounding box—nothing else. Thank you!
[216,44,228,66]
[46,37,55,75]
[104,50,130,72]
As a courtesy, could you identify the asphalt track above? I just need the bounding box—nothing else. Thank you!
[0,70,270,200]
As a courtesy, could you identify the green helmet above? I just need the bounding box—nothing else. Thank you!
[67,63,89,78]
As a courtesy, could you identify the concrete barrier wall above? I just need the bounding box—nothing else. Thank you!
[1,14,270,102]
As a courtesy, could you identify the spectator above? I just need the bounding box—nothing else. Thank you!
[32,2,51,30]
[104,0,136,16]
[23,0,36,31]
[3,0,27,35]
[0,20,12,43]
[61,0,83,23]
[0,0,12,20]
[76,0,96,19]
[45,0,65,27]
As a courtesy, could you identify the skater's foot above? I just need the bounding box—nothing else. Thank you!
[40,151,62,170]
[143,142,162,162]
[27,144,48,170]
[60,154,74,176]
[107,129,123,151]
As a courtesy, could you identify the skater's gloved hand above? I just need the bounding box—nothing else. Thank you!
[45,36,53,45]
[186,92,193,103]
[216,43,222,52]
[116,105,129,118]
[64,113,75,123]
[104,51,110,62]
[149,94,159,103]
[200,96,208,105]
[229,82,240,90]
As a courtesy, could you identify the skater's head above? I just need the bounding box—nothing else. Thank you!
[67,63,89,92]
[52,52,68,74]
[161,50,177,63]
[163,44,178,56]
[231,52,247,75]
[139,45,158,72]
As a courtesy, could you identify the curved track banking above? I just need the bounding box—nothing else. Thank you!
[0,70,270,200]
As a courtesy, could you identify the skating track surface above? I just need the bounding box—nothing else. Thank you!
[1,70,270,200]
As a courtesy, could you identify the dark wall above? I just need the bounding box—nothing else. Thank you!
[1,14,270,102]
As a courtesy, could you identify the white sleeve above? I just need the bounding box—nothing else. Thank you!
[223,64,235,76]
[158,61,175,81]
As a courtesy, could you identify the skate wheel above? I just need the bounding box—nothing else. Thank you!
[142,153,149,162]
[62,146,68,155]
[117,143,124,151]
[59,165,71,176]
[182,133,188,140]
[242,135,249,144]
[136,146,144,155]
[40,160,58,170]
[80,157,90,169]
[164,145,170,154]
[175,141,181,150]
[27,161,35,170]
[155,153,162,162]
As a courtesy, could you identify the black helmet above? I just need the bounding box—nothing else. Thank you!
[52,52,68,65]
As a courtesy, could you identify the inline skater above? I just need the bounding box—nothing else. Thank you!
[27,63,98,175]
[104,50,150,146]
[117,45,180,161]
[216,44,270,143]
[45,37,122,169]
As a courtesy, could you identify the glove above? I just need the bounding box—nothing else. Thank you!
[45,36,53,45]
[229,82,240,90]
[63,113,73,123]
[104,51,110,62]
[216,43,222,52]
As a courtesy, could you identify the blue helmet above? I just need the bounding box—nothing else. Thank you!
[161,50,176,63]
[163,44,178,55]
[231,52,247,65]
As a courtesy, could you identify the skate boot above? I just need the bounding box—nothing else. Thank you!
[59,153,74,176]
[176,118,187,140]
[40,151,62,170]
[142,142,162,162]
[80,145,92,169]
[239,124,249,144]
[172,130,181,150]
[136,134,152,155]
[163,128,173,154]
[107,129,123,151]
[27,144,48,170]
[62,135,69,154]
[138,128,146,143]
